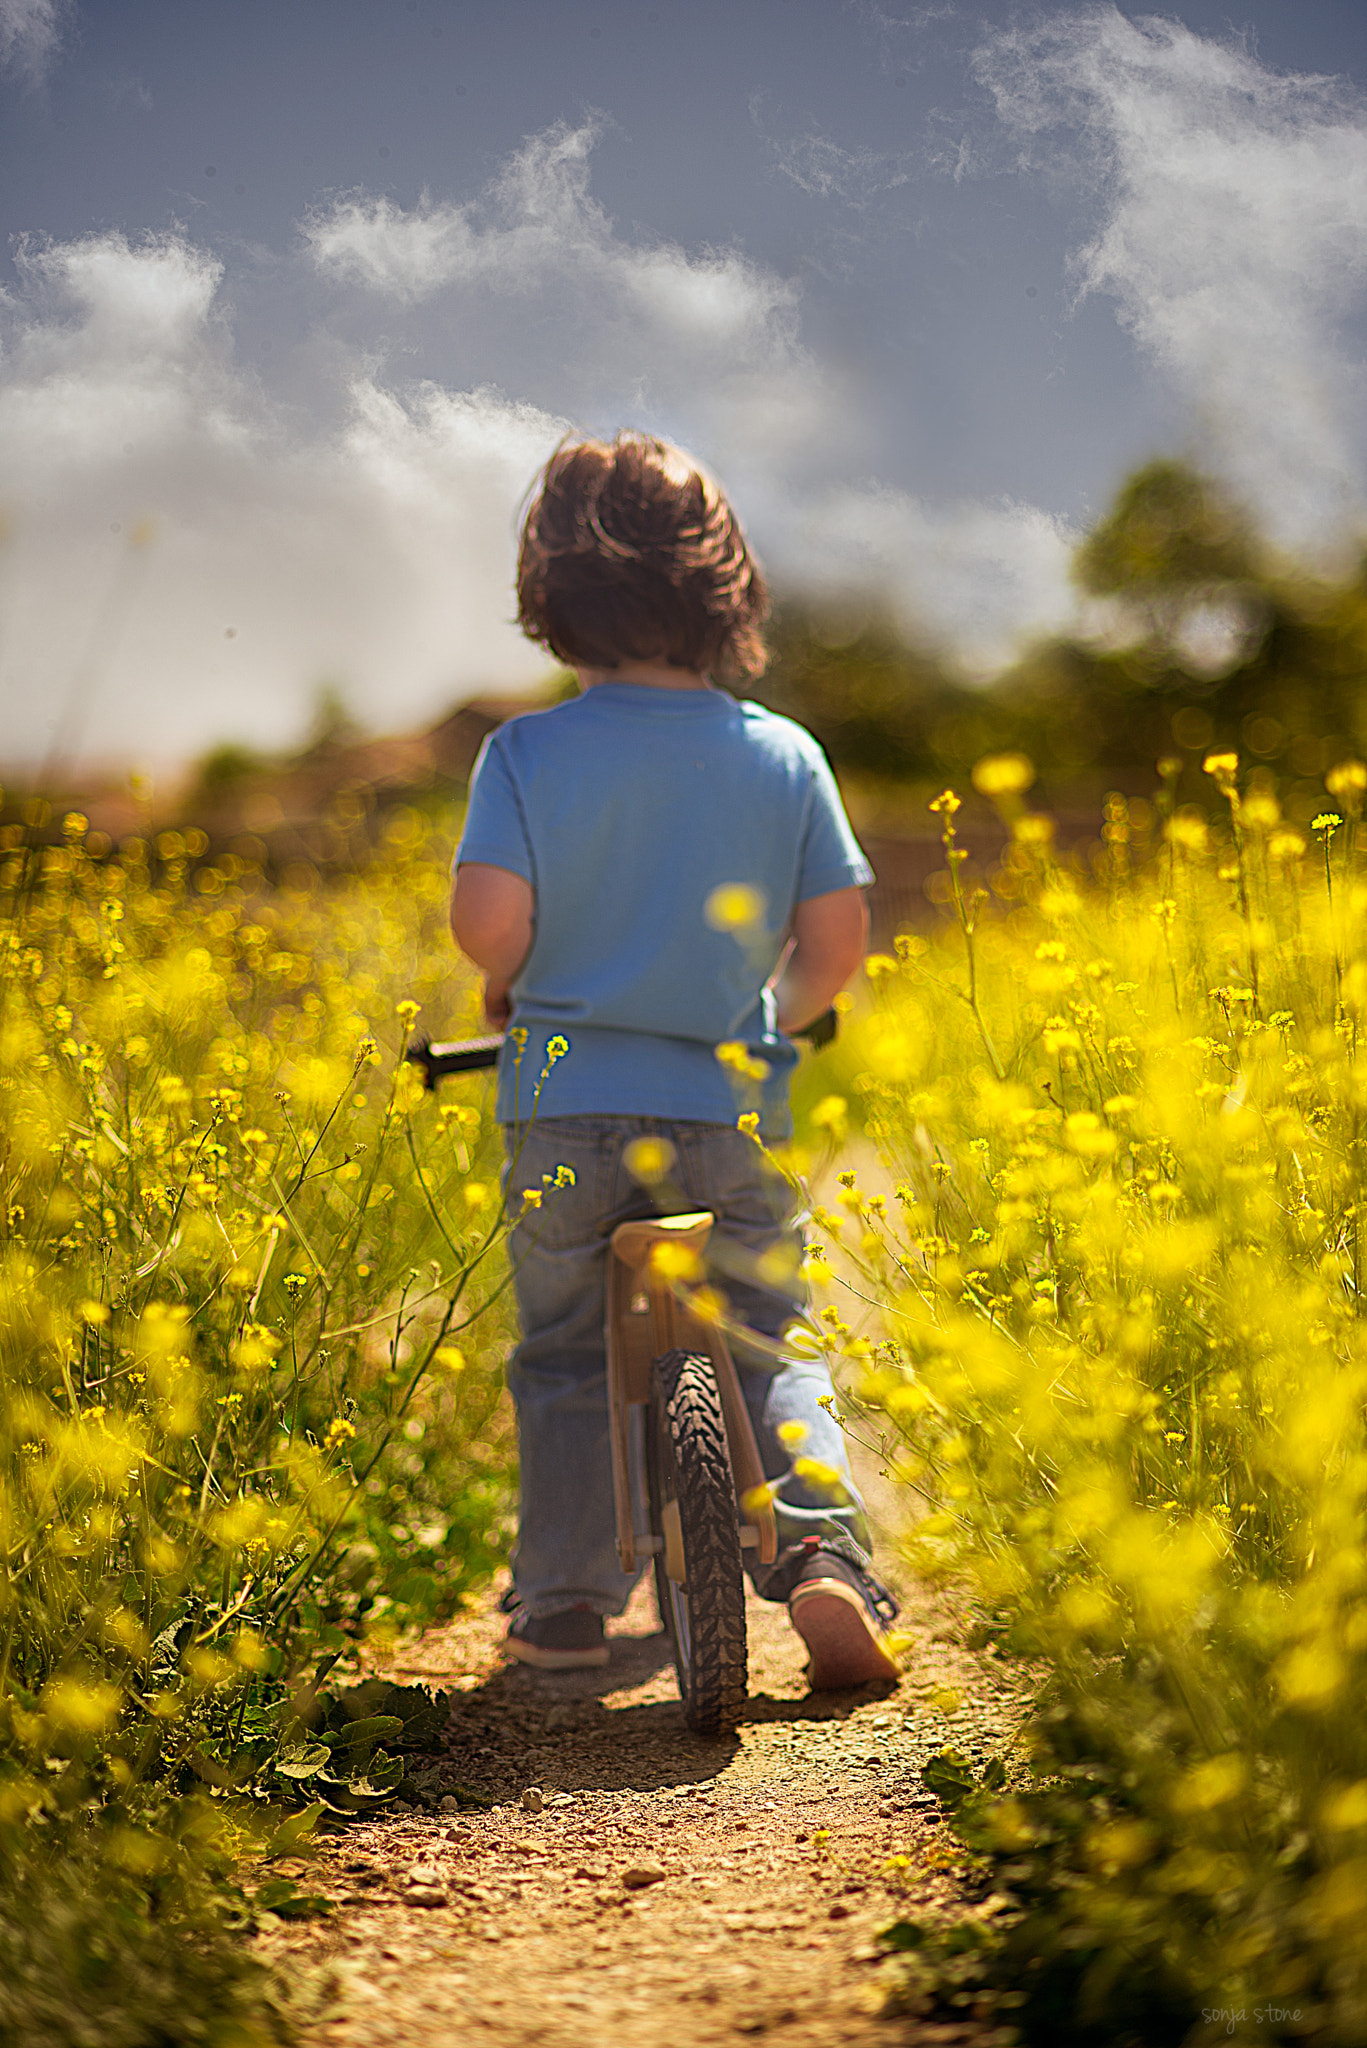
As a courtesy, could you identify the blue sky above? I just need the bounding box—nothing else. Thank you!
[3,0,1366,767]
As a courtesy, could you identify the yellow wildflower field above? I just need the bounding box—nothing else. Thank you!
[0,804,515,1960]
[789,758,1367,2035]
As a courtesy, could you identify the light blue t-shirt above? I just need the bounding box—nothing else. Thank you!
[454,683,873,1134]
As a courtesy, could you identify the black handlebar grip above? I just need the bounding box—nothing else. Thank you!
[406,1007,837,1091]
[799,1007,838,1051]
[404,1035,505,1088]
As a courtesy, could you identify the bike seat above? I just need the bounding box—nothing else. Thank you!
[609,1210,714,1271]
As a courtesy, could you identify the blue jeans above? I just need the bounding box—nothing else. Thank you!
[501,1115,870,1619]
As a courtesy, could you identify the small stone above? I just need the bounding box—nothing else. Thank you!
[438,1795,462,1814]
[622,1864,666,1890]
[828,1902,851,1920]
[521,1786,544,1814]
[406,1885,447,1908]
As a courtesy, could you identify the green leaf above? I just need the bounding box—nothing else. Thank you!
[253,1877,333,1921]
[982,1755,1008,1792]
[324,1714,404,1750]
[321,1749,406,1806]
[265,1800,326,1856]
[351,1749,403,1793]
[149,1614,195,1680]
[922,1748,978,1809]
[275,1743,331,1781]
[879,1920,928,1952]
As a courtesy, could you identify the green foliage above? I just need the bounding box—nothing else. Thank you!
[920,1747,1006,1810]
[1073,459,1261,600]
[755,611,965,782]
[762,463,1367,808]
[0,1787,289,2048]
[184,744,265,806]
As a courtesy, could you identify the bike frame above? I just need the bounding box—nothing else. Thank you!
[605,1211,778,1578]
[405,1021,831,1590]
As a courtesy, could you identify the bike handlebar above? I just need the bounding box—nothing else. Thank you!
[404,1006,839,1091]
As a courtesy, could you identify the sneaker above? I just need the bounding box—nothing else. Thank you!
[786,1543,901,1690]
[505,1603,610,1671]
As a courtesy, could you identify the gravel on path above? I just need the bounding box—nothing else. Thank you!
[257,1529,1029,2048]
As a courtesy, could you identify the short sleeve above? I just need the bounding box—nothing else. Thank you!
[795,746,875,901]
[453,732,535,885]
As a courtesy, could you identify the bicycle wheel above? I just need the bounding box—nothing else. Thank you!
[645,1347,748,1736]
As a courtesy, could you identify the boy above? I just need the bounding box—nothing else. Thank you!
[450,431,899,1688]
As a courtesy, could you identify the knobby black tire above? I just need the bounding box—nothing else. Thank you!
[645,1348,748,1736]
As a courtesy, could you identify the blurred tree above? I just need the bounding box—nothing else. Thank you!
[1074,459,1262,607]
[762,461,1367,814]
[752,609,972,781]
[298,683,362,758]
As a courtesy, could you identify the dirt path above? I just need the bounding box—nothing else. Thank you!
[261,1468,1029,2048]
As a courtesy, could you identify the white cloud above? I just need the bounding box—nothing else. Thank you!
[308,123,1085,663]
[0,0,70,84]
[0,124,1101,771]
[783,482,1078,671]
[303,121,829,471]
[0,232,563,769]
[974,5,1367,553]
[303,192,476,305]
[765,130,913,205]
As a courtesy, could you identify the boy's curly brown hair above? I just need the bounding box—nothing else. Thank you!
[516,431,770,682]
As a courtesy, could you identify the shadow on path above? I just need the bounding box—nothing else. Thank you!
[417,1592,897,1804]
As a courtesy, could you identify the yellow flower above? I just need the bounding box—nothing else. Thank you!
[1325,759,1367,798]
[650,1241,702,1283]
[704,882,767,933]
[971,752,1036,799]
[924,1685,962,1716]
[42,1676,121,1736]
[689,1286,726,1325]
[793,1456,849,1501]
[624,1136,676,1186]
[715,1040,770,1082]
[1012,813,1055,848]
[809,1095,849,1139]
